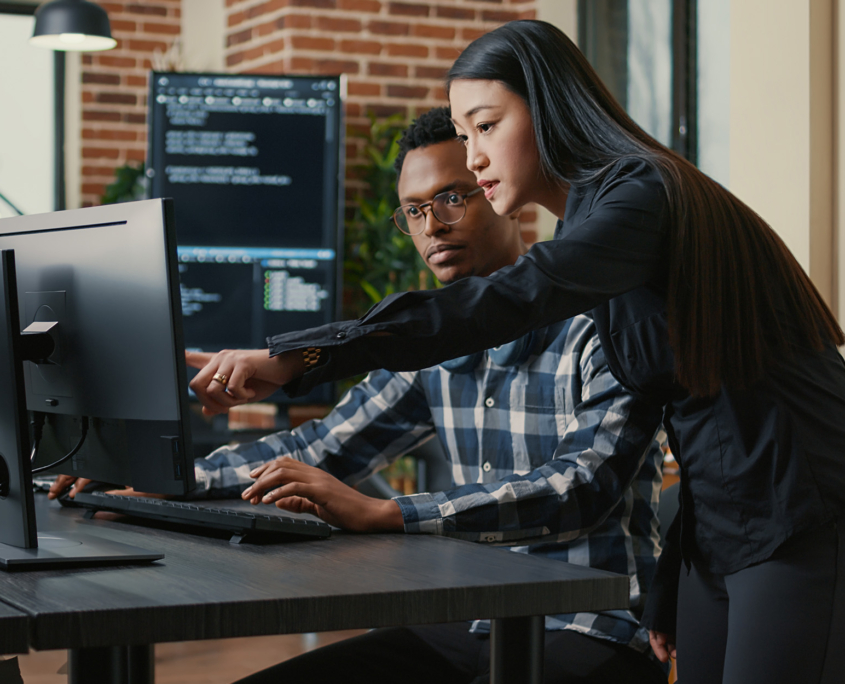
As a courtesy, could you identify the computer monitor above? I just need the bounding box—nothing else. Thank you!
[147,72,344,405]
[0,199,192,568]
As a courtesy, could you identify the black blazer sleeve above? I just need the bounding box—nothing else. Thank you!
[271,159,671,396]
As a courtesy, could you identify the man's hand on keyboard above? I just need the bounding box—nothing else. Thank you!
[47,475,93,499]
[242,457,404,533]
[47,475,167,500]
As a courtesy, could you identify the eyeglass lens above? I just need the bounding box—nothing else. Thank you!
[394,192,467,234]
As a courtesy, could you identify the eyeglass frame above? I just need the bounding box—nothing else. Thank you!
[392,186,485,236]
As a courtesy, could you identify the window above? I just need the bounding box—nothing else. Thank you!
[0,2,64,217]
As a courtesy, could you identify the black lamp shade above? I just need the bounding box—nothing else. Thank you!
[30,0,117,52]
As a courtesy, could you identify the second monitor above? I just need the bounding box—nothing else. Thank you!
[147,72,344,405]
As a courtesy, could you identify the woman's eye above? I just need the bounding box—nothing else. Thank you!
[456,135,468,146]
[477,122,493,133]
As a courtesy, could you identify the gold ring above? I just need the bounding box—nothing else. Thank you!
[212,373,228,386]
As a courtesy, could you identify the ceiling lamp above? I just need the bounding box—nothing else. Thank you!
[30,0,117,52]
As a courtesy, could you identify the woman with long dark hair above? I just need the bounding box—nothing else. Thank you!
[189,20,845,683]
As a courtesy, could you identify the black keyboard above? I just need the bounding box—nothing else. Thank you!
[63,491,331,543]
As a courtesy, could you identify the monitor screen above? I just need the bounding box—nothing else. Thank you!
[0,199,193,496]
[147,72,344,404]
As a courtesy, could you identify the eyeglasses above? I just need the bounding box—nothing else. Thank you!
[392,187,485,235]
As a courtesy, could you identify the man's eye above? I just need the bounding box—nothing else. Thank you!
[445,193,462,206]
[406,206,422,218]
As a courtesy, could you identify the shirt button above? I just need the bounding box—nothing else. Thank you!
[484,397,494,408]
[336,331,347,339]
[482,461,492,472]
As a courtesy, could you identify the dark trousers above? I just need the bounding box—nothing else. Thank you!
[676,521,845,684]
[233,622,667,684]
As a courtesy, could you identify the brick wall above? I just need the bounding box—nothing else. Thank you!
[79,1,182,207]
[77,0,542,235]
[223,0,540,238]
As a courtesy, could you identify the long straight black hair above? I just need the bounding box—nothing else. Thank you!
[447,19,844,397]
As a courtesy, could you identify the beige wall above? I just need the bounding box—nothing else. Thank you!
[729,0,837,313]
[535,0,578,240]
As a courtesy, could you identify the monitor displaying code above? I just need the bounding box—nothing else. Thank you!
[147,73,344,403]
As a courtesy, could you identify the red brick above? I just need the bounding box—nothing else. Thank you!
[266,38,285,53]
[110,20,138,32]
[435,6,475,20]
[416,65,447,79]
[292,36,335,51]
[127,39,170,52]
[227,52,247,67]
[143,22,181,35]
[368,20,409,36]
[520,228,537,244]
[97,55,136,68]
[388,2,429,16]
[387,84,428,99]
[83,72,121,85]
[345,102,362,117]
[386,43,428,58]
[315,58,359,73]
[412,24,455,39]
[290,56,316,71]
[339,0,381,10]
[82,165,119,176]
[276,14,311,29]
[257,20,276,36]
[290,0,336,7]
[432,85,447,100]
[244,45,266,61]
[481,9,520,22]
[436,46,462,60]
[369,103,407,117]
[82,54,93,65]
[126,149,147,162]
[228,10,246,26]
[124,113,147,125]
[127,75,148,88]
[316,16,362,32]
[127,4,168,15]
[84,128,139,141]
[82,147,121,159]
[347,80,381,96]
[82,183,108,196]
[340,40,381,55]
[228,28,253,47]
[462,27,489,41]
[96,92,137,105]
[83,111,122,122]
[368,62,408,77]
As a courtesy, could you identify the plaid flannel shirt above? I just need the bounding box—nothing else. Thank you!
[194,314,663,651]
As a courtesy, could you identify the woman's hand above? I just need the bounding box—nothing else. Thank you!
[241,457,404,533]
[186,349,304,416]
[649,630,676,663]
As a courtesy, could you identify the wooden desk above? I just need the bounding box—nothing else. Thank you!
[0,602,28,656]
[0,495,629,683]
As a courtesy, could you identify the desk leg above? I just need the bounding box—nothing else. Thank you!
[68,645,154,684]
[490,615,544,684]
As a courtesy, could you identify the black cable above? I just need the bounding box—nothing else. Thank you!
[32,417,89,474]
[29,412,46,463]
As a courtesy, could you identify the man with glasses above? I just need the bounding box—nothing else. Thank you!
[53,108,667,683]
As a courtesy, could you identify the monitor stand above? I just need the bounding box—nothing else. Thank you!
[0,249,163,570]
